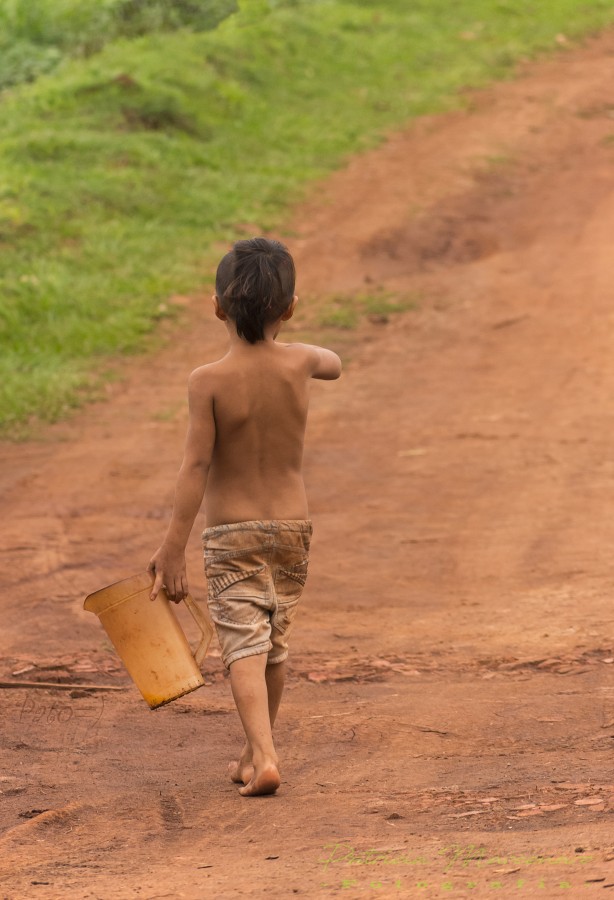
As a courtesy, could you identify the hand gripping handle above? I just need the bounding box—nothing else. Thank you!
[182,594,214,666]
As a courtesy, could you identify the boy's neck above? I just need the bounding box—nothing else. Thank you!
[225,322,282,347]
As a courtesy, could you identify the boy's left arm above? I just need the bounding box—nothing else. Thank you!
[148,370,215,602]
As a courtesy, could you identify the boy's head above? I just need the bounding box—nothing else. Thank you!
[215,237,296,343]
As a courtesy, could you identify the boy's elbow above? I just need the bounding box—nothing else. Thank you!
[327,354,342,380]
[182,457,210,479]
[315,349,342,380]
[194,458,211,476]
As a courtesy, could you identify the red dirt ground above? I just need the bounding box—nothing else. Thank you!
[2,30,614,900]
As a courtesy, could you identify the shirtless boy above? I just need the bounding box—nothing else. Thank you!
[148,237,342,797]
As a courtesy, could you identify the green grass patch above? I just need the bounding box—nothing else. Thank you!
[0,0,237,89]
[318,291,416,329]
[2,0,614,432]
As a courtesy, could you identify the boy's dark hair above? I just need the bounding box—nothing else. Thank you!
[215,237,296,344]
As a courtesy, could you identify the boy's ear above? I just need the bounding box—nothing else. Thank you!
[212,294,227,321]
[281,295,298,321]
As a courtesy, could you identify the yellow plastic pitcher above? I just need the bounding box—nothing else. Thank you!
[84,572,213,709]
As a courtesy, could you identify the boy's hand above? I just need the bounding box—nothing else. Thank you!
[148,547,188,603]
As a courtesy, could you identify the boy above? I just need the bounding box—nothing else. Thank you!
[148,237,342,797]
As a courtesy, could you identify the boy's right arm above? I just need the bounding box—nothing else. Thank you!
[148,368,215,602]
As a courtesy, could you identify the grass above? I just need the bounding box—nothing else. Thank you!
[0,0,237,89]
[318,292,416,330]
[2,0,614,432]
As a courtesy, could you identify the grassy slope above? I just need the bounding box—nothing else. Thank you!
[0,0,238,89]
[1,0,614,431]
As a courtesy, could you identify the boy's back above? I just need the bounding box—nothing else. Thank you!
[190,340,337,527]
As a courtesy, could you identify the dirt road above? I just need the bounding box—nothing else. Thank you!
[1,30,614,899]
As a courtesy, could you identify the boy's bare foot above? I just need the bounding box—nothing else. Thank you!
[238,762,281,797]
[227,759,255,785]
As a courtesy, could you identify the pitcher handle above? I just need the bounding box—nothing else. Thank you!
[182,594,214,667]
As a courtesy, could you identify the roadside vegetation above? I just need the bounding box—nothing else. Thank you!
[0,0,236,89]
[2,0,614,432]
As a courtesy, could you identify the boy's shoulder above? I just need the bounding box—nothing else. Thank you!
[277,341,324,362]
[186,358,228,405]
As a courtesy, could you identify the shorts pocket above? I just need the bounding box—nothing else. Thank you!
[206,564,267,626]
[276,559,308,592]
[206,564,266,600]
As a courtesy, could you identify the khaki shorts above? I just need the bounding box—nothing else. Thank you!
[202,520,312,669]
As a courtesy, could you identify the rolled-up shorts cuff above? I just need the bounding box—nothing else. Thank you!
[224,641,272,669]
